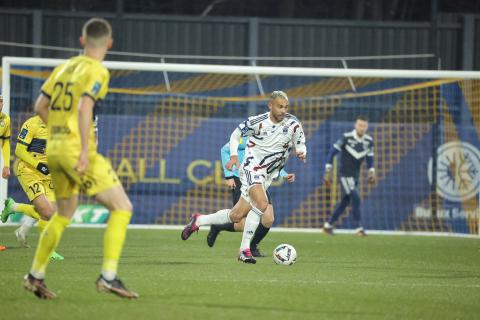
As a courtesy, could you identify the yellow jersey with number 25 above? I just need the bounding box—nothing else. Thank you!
[41,55,109,156]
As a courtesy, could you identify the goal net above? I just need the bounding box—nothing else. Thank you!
[2,57,480,235]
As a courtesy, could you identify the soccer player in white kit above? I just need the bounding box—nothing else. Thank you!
[181,90,307,264]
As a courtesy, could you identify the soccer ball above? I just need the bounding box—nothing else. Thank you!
[273,244,297,265]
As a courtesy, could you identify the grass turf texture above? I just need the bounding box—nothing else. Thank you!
[0,227,479,320]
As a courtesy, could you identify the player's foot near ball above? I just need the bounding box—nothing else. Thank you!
[96,275,139,299]
[355,228,367,237]
[23,273,57,299]
[15,227,30,248]
[181,213,200,240]
[322,227,334,235]
[207,225,220,247]
[0,245,6,251]
[1,197,15,223]
[251,247,265,257]
[237,249,256,264]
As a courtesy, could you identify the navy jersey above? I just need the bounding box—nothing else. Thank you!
[326,130,374,179]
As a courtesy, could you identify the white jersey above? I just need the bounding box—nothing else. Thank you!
[230,112,306,185]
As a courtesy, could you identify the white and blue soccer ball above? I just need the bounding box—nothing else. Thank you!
[273,244,297,265]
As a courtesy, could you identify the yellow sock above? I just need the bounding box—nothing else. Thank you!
[30,213,70,279]
[37,219,48,233]
[102,210,132,279]
[17,203,41,220]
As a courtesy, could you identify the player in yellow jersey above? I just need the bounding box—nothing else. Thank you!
[23,18,138,299]
[1,115,64,260]
[0,95,11,251]
[0,96,11,180]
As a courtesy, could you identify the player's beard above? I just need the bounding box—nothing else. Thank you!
[272,112,285,123]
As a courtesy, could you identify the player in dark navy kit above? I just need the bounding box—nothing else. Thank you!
[323,115,376,236]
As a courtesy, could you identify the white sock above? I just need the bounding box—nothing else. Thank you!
[20,216,36,233]
[196,209,231,226]
[324,222,332,229]
[101,270,116,281]
[240,209,261,251]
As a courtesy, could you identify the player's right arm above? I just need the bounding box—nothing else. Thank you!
[15,119,49,175]
[324,135,345,185]
[35,64,63,123]
[227,115,261,170]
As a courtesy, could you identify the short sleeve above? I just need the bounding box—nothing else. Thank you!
[333,136,346,151]
[0,116,11,139]
[82,67,110,102]
[40,65,62,99]
[17,119,35,145]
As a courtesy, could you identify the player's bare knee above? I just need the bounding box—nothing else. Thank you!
[255,200,268,213]
[229,210,243,223]
[109,198,133,212]
[34,203,55,220]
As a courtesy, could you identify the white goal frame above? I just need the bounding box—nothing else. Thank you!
[2,56,480,235]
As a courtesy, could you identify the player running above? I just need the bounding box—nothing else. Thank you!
[323,115,376,236]
[1,115,64,260]
[23,17,138,299]
[206,137,295,257]
[182,90,307,264]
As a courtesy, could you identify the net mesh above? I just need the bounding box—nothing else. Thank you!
[3,63,480,234]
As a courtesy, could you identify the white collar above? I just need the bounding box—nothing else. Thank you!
[268,113,284,126]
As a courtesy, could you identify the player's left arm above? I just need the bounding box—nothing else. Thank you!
[366,139,375,183]
[292,121,307,163]
[76,68,110,175]
[76,96,94,175]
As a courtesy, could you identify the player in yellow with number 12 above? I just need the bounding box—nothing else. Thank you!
[23,17,138,299]
[1,115,64,260]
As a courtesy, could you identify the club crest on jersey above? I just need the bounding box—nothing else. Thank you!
[91,81,102,96]
[283,126,289,135]
[0,120,4,127]
[19,128,28,139]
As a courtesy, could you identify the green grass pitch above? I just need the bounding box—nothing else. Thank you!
[1,226,479,320]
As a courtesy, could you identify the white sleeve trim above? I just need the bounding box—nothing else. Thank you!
[229,128,242,156]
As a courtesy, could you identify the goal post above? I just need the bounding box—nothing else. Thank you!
[2,56,480,235]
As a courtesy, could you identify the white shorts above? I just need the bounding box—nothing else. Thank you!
[239,167,274,206]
